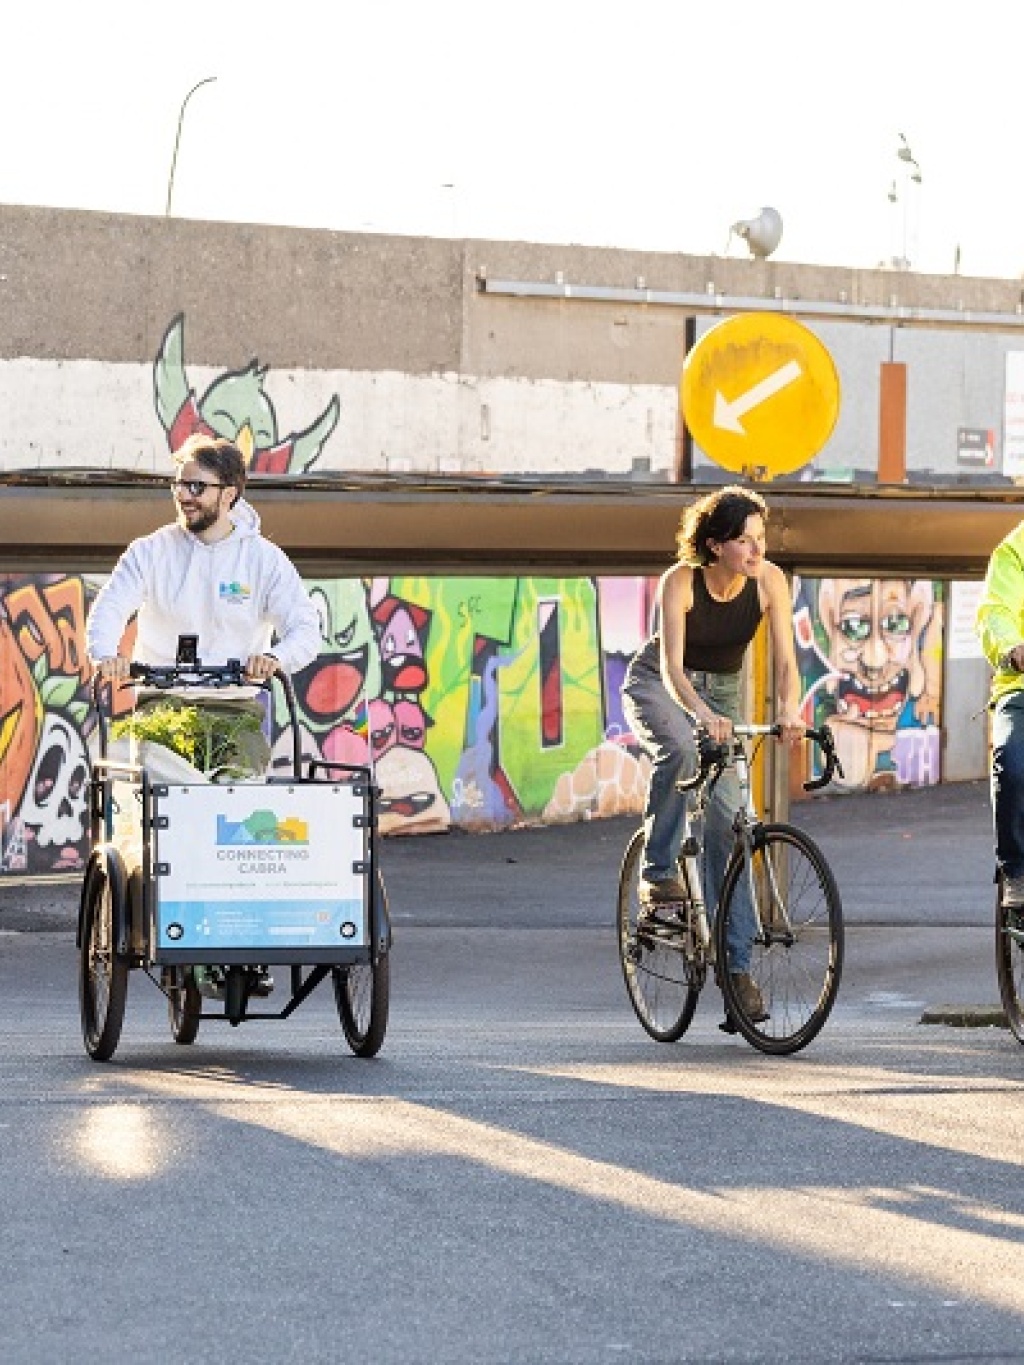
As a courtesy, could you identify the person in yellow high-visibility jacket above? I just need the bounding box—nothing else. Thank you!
[976,521,1024,925]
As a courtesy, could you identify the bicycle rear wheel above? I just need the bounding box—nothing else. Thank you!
[717,823,843,1055]
[995,876,1024,1044]
[617,829,701,1042]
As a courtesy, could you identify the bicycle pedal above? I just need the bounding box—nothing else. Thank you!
[719,1014,739,1035]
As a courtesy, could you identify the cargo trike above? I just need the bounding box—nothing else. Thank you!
[78,658,390,1062]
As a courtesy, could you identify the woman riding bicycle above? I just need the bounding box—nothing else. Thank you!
[621,484,803,1020]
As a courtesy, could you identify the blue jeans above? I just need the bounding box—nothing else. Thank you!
[621,660,755,972]
[991,692,1024,879]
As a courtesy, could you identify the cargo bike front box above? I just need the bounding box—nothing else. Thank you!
[151,777,375,967]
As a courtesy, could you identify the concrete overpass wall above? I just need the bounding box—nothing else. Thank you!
[1,203,1023,480]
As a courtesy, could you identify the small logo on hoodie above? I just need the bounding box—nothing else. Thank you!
[219,581,251,604]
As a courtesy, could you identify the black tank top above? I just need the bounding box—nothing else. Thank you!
[634,570,764,676]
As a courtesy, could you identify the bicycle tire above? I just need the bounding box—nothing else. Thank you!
[79,851,130,1062]
[995,876,1024,1044]
[616,829,701,1043]
[717,822,843,1055]
[333,874,390,1057]
[166,967,201,1045]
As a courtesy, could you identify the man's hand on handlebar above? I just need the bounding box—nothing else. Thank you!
[244,653,279,683]
[96,656,131,682]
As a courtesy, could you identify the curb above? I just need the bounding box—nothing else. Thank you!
[919,1004,1008,1029]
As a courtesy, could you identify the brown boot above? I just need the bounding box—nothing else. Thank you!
[730,971,769,1023]
[639,875,687,905]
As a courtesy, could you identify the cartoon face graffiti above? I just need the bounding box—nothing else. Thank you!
[816,578,939,791]
[374,742,450,836]
[818,579,934,728]
[372,596,429,696]
[20,713,89,867]
[291,580,381,736]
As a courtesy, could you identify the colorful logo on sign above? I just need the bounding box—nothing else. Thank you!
[216,810,309,845]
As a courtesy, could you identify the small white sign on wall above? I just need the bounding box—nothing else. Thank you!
[1004,353,1024,478]
[947,580,986,662]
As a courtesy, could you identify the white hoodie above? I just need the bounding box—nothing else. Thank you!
[86,498,319,677]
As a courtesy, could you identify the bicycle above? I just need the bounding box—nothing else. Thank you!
[995,876,1024,1044]
[617,723,844,1055]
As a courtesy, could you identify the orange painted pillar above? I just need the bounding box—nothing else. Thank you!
[879,361,907,483]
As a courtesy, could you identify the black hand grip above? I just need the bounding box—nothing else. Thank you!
[802,724,842,792]
[676,728,729,792]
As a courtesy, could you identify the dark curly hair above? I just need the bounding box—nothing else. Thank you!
[676,485,768,566]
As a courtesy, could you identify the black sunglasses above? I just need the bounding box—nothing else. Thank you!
[171,478,228,497]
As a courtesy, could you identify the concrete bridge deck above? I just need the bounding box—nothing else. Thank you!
[1,471,1020,577]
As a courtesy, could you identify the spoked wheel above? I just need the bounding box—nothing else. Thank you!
[617,829,701,1043]
[79,850,130,1062]
[333,876,390,1057]
[717,823,843,1055]
[165,967,201,1045]
[334,959,390,1056]
[995,876,1024,1044]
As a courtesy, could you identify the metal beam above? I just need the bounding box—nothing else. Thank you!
[0,473,1021,579]
[477,276,1024,331]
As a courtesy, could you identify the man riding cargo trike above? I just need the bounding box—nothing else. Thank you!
[79,433,390,1062]
[79,657,390,1061]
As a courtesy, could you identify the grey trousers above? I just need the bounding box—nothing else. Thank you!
[621,660,755,972]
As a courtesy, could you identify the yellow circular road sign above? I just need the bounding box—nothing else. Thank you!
[681,313,840,477]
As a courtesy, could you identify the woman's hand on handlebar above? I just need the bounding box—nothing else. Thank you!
[775,708,805,746]
[694,703,732,745]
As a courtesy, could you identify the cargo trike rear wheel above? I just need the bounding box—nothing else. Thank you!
[333,955,390,1057]
[165,967,201,1045]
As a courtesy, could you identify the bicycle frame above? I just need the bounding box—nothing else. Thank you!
[688,722,840,943]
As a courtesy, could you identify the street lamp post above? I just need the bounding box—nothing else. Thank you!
[165,77,217,217]
[889,133,922,270]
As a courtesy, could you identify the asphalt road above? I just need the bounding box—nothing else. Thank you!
[4,778,1023,1364]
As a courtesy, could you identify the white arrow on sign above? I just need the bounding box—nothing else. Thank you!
[713,359,803,434]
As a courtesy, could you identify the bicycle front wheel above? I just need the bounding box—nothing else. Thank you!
[616,829,701,1043]
[995,876,1024,1044]
[717,823,843,1055]
[79,851,130,1062]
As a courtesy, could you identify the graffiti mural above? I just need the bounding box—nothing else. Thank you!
[154,313,341,474]
[0,564,955,876]
[793,576,944,792]
[0,571,657,876]
[0,575,96,873]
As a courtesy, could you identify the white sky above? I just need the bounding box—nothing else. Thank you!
[3,1,1021,280]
